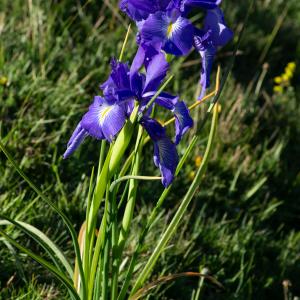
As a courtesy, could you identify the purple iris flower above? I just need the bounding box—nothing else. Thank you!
[64,56,193,186]
[140,117,179,187]
[139,8,194,56]
[194,7,233,98]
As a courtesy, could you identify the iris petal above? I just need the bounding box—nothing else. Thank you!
[63,122,88,159]
[143,53,169,94]
[140,117,179,187]
[163,16,194,56]
[81,96,106,139]
[100,104,127,142]
[173,101,194,144]
[204,8,233,46]
[181,0,222,10]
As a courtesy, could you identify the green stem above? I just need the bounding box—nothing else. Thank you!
[117,136,198,300]
[102,183,111,300]
[138,75,174,121]
[131,105,219,295]
[110,176,161,193]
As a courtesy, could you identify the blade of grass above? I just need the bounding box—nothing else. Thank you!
[0,217,73,278]
[0,229,80,300]
[0,140,87,299]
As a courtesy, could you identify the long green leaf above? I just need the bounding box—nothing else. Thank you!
[0,217,73,278]
[0,140,87,298]
[0,229,80,300]
[131,104,219,295]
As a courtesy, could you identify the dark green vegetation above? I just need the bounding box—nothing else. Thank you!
[1,0,300,299]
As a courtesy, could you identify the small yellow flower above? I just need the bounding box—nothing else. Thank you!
[281,73,289,82]
[216,103,222,113]
[284,68,293,79]
[189,171,195,181]
[287,62,296,72]
[274,76,282,84]
[273,85,283,94]
[0,76,8,86]
[195,155,203,168]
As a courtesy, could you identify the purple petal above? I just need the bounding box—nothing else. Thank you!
[181,0,222,10]
[63,122,88,159]
[81,96,106,139]
[100,104,127,142]
[140,117,179,187]
[143,53,169,94]
[141,12,169,43]
[204,8,233,46]
[163,16,194,56]
[120,0,150,21]
[154,136,179,187]
[173,101,194,144]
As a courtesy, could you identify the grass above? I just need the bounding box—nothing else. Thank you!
[0,0,300,299]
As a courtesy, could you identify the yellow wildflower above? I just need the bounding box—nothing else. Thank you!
[281,73,289,82]
[273,85,283,94]
[189,171,196,181]
[195,155,203,168]
[287,62,296,72]
[274,76,282,84]
[0,76,7,86]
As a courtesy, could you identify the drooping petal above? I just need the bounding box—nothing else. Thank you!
[140,117,179,187]
[194,31,217,99]
[199,45,216,99]
[81,96,127,142]
[81,96,106,139]
[100,104,127,142]
[63,122,88,159]
[173,101,194,144]
[204,8,233,46]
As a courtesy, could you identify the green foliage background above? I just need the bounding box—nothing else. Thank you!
[0,0,300,299]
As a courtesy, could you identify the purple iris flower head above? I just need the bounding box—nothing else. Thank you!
[140,116,179,187]
[140,8,194,56]
[194,7,233,99]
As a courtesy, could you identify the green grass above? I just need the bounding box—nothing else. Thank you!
[1,0,300,299]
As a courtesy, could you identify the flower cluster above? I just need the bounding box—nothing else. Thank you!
[273,62,296,94]
[120,0,233,98]
[64,0,232,187]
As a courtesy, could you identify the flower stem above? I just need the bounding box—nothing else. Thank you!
[110,175,161,193]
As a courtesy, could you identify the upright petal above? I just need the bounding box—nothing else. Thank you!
[63,122,88,159]
[143,53,169,94]
[120,0,150,21]
[204,8,233,46]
